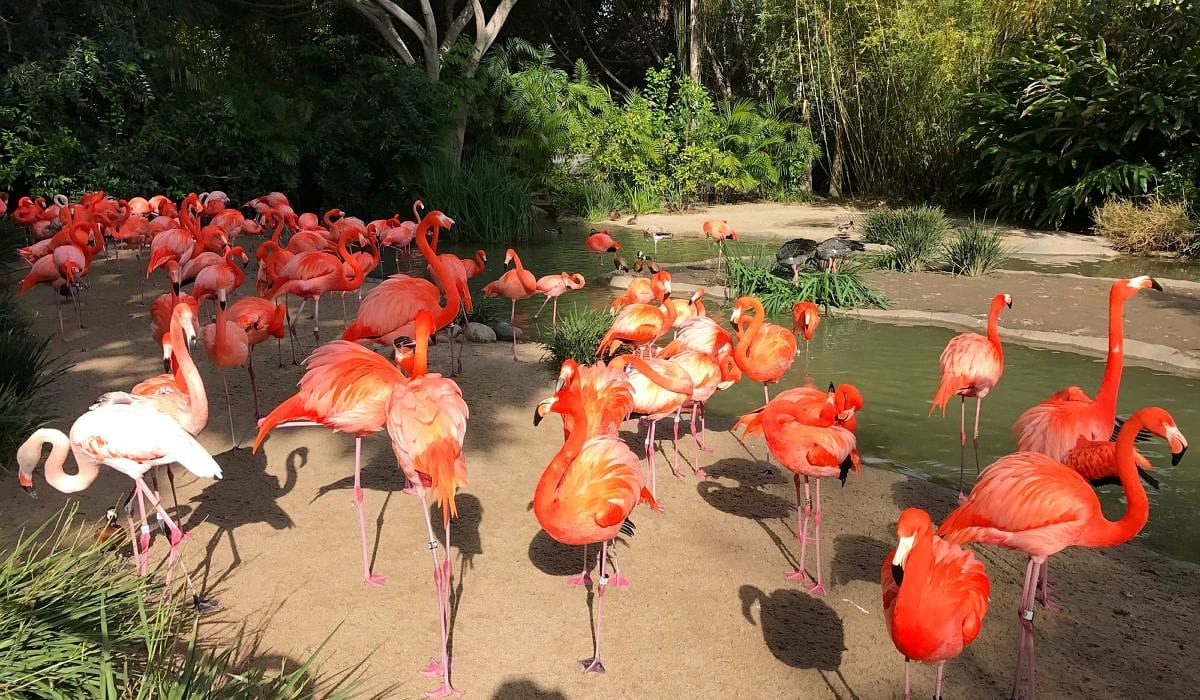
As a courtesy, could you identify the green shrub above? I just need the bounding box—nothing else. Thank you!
[943,222,1012,276]
[419,153,535,243]
[1092,197,1197,254]
[726,257,889,314]
[863,206,950,272]
[0,293,68,468]
[540,305,616,368]
[0,505,362,698]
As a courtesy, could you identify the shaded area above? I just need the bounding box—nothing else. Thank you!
[492,678,568,700]
[830,534,890,587]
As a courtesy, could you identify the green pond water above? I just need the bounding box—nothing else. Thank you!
[1002,256,1200,282]
[381,225,1200,564]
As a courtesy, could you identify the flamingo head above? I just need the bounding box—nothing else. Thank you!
[833,383,864,429]
[1116,275,1163,303]
[556,359,579,392]
[503,248,517,268]
[413,200,426,219]
[179,307,199,354]
[1128,407,1188,465]
[161,337,174,374]
[716,355,741,389]
[216,287,228,311]
[393,335,416,370]
[891,508,934,582]
[533,395,556,426]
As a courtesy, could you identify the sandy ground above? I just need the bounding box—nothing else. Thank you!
[4,241,1200,699]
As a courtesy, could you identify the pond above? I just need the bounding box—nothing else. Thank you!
[1003,255,1200,283]
[380,223,1200,565]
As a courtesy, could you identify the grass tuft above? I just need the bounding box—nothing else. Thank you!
[1092,197,1197,254]
[539,304,616,368]
[726,257,889,314]
[942,221,1011,276]
[863,206,950,272]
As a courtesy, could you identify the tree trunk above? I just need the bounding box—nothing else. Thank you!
[688,0,701,81]
[828,122,845,198]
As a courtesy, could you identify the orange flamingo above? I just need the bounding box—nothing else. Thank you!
[731,296,797,404]
[609,270,671,315]
[533,382,658,673]
[585,229,621,267]
[663,349,727,479]
[609,354,693,497]
[482,248,538,361]
[201,288,249,443]
[667,288,706,327]
[1012,276,1162,461]
[534,272,585,332]
[228,296,287,417]
[702,219,738,272]
[938,407,1186,700]
[882,508,989,700]
[597,282,677,358]
[930,293,1011,499]
[1064,436,1158,489]
[791,301,821,355]
[383,310,469,697]
[192,245,248,307]
[735,387,861,596]
[16,401,221,601]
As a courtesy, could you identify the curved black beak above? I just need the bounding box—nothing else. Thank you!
[163,357,172,373]
[533,405,545,427]
[1172,444,1187,466]
[827,381,836,393]
[393,336,415,349]
[1151,278,1163,292]
[22,484,37,499]
[891,563,904,586]
[171,281,181,296]
[1006,300,1013,308]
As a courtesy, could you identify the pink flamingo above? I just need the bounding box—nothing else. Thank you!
[533,272,586,332]
[731,296,797,404]
[585,229,621,267]
[192,245,248,308]
[201,288,250,443]
[482,248,538,361]
[266,223,368,344]
[938,407,1187,700]
[791,301,821,355]
[608,354,693,498]
[608,270,670,315]
[930,293,1011,499]
[703,219,739,272]
[1013,276,1162,461]
[383,311,470,697]
[735,387,861,596]
[597,282,677,358]
[228,296,287,417]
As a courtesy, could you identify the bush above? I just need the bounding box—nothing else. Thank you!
[419,153,536,243]
[1092,197,1197,255]
[943,222,1011,276]
[726,257,889,314]
[863,206,950,272]
[0,293,67,468]
[540,305,616,368]
[0,505,362,698]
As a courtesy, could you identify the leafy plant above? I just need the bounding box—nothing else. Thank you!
[540,305,617,368]
[862,206,950,272]
[1092,197,1197,254]
[943,222,1011,276]
[726,257,889,313]
[0,291,68,468]
[419,153,536,242]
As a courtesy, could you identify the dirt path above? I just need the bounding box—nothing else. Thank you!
[3,257,1199,699]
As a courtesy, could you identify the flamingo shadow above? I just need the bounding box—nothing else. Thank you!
[830,534,890,587]
[186,445,300,591]
[491,679,568,700]
[310,447,409,572]
[739,585,859,699]
[697,458,800,570]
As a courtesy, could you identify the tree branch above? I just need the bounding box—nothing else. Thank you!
[441,1,474,53]
[464,0,517,77]
[367,0,427,42]
[346,0,418,65]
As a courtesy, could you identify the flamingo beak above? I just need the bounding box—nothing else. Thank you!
[171,281,181,296]
[1167,426,1188,465]
[892,534,915,567]
[163,357,172,373]
[17,472,37,499]
[533,397,555,426]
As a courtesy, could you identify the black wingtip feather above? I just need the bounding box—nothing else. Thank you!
[620,517,636,537]
[1111,416,1155,443]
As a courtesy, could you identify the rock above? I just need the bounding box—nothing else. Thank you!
[465,322,497,343]
[493,321,523,341]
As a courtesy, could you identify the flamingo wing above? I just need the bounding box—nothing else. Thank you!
[559,435,643,530]
[71,403,221,479]
[343,276,440,342]
[386,375,469,525]
[1012,396,1112,461]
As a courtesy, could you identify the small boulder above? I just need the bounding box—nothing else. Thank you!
[465,322,497,343]
[493,321,523,341]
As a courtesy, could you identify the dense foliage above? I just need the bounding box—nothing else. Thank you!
[539,305,617,367]
[965,0,1200,226]
[862,206,951,272]
[1092,198,1198,254]
[726,256,889,312]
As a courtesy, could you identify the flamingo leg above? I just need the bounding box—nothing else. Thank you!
[687,404,708,478]
[643,419,657,499]
[312,296,321,344]
[534,295,552,319]
[934,662,945,700]
[70,284,85,351]
[134,478,216,612]
[134,486,151,576]
[55,291,66,339]
[353,437,386,586]
[415,489,461,697]
[567,544,591,586]
[786,476,812,580]
[670,408,684,478]
[957,395,967,502]
[582,541,609,673]
[1011,557,1040,700]
[509,299,518,362]
[1035,561,1058,611]
[220,370,236,446]
[810,479,825,595]
[552,298,559,334]
[904,659,911,700]
[973,396,984,476]
[696,404,712,451]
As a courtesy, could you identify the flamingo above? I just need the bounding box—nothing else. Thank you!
[608,354,693,498]
[597,281,676,358]
[791,301,821,355]
[267,222,368,344]
[1013,276,1163,461]
[702,219,738,272]
[662,349,730,479]
[383,310,470,697]
[482,248,538,361]
[609,270,670,315]
[734,387,861,596]
[930,293,1012,499]
[731,296,797,404]
[533,272,586,332]
[938,407,1187,700]
[15,401,222,604]
[192,245,248,309]
[533,383,658,673]
[1063,436,1158,489]
[228,296,287,416]
[585,229,621,267]
[882,508,990,700]
[201,288,250,443]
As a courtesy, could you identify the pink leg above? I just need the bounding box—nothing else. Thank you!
[786,476,816,583]
[134,486,151,576]
[641,419,656,499]
[582,541,609,673]
[904,659,911,700]
[510,299,518,362]
[134,478,212,610]
[416,489,461,697]
[1011,557,1040,700]
[552,298,559,333]
[957,395,967,502]
[221,370,236,446]
[687,405,707,478]
[606,544,630,588]
[973,397,984,476]
[1035,560,1058,611]
[353,437,386,586]
[695,404,713,451]
[534,295,551,319]
[810,480,825,596]
[670,408,685,478]
[312,296,321,343]
[567,544,591,586]
[934,662,945,700]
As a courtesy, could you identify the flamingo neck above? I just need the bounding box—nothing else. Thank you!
[474,251,486,275]
[414,219,460,327]
[894,528,933,609]
[1079,414,1150,548]
[734,299,765,367]
[412,325,430,377]
[986,299,1005,360]
[1092,288,1127,414]
[18,429,100,493]
[535,394,587,510]
[170,309,207,427]
[613,355,691,394]
[337,230,364,289]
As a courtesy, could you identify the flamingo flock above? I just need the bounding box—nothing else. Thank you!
[8,193,1188,699]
